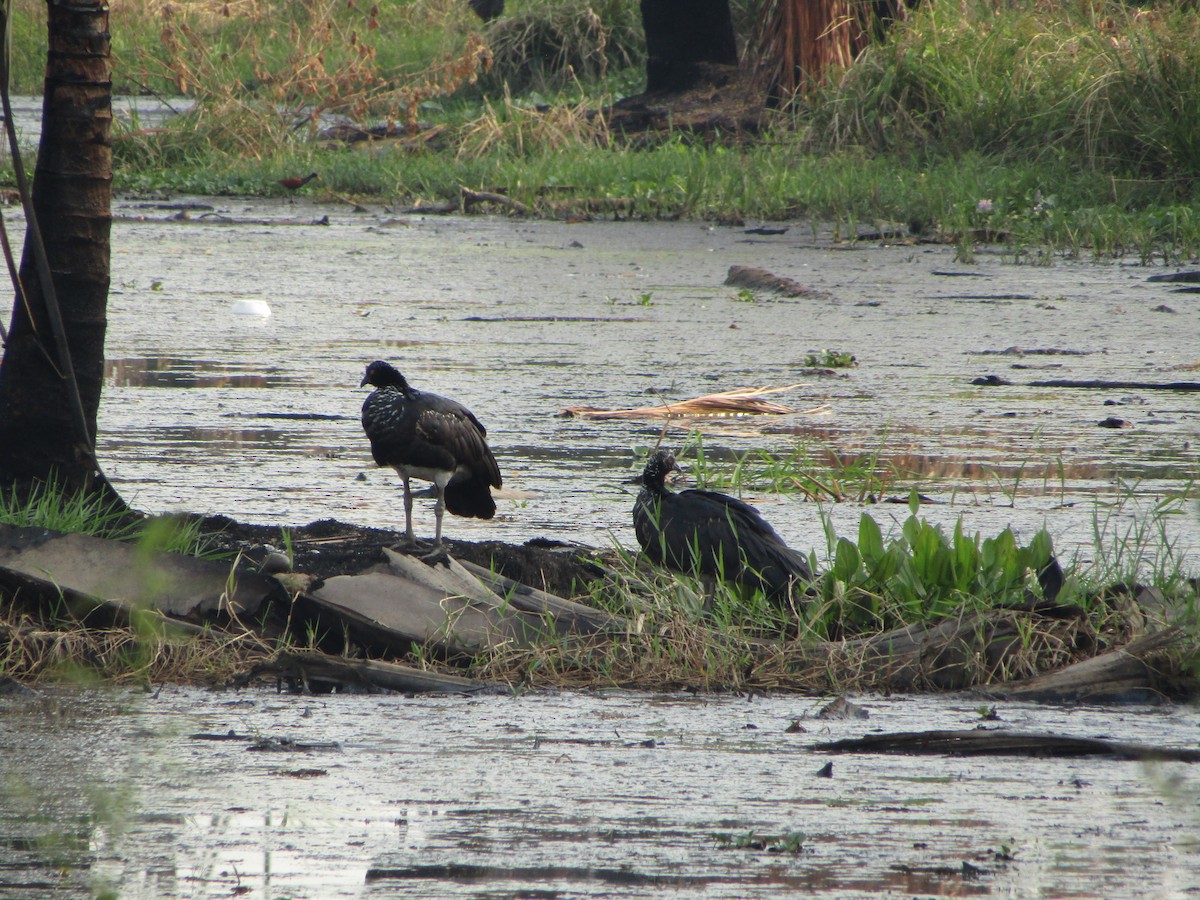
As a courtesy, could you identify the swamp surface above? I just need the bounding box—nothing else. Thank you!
[2,199,1199,898]
[89,197,1199,564]
[2,686,1199,898]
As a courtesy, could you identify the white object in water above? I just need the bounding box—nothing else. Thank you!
[232,299,272,316]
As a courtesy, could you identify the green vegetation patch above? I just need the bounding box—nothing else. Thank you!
[7,0,1197,259]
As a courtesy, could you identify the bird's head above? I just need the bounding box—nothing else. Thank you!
[641,449,681,490]
[361,360,407,390]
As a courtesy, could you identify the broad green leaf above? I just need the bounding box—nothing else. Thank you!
[858,513,884,563]
[832,537,862,583]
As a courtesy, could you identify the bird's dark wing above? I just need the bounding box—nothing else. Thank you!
[414,393,503,488]
[680,489,789,545]
[654,488,811,592]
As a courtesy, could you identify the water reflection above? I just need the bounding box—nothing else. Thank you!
[2,688,1197,899]
[106,357,299,389]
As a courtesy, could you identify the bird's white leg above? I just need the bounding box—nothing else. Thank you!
[432,484,446,547]
[401,474,417,544]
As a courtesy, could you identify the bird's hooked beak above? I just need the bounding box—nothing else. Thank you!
[359,373,370,388]
[666,455,685,484]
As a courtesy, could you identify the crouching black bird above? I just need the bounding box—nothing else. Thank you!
[360,360,502,548]
[633,449,812,604]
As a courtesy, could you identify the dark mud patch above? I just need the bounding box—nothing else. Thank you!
[196,514,609,598]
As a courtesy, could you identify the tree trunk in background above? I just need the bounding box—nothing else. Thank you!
[754,0,913,99]
[640,0,738,93]
[0,1,114,498]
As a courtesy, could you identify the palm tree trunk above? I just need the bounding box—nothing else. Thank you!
[0,0,114,499]
[753,0,911,100]
[641,0,738,93]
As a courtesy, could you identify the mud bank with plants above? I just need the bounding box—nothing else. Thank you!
[2,472,1197,700]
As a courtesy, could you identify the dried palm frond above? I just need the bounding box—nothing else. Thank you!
[560,384,810,420]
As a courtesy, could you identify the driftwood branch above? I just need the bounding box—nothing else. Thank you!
[1027,379,1200,391]
[461,187,529,215]
[978,626,1187,703]
[249,649,501,694]
[457,559,623,634]
[816,729,1200,762]
[778,610,1191,698]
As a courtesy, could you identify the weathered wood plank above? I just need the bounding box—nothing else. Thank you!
[0,523,278,620]
[255,650,503,694]
[305,568,553,657]
[457,558,622,634]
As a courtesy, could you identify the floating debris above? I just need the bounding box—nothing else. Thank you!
[560,384,811,420]
[724,265,828,298]
[816,729,1200,762]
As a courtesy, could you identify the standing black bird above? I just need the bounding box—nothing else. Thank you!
[633,449,812,603]
[360,360,502,548]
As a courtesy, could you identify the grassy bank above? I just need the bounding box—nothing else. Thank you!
[2,462,1196,694]
[7,0,1200,260]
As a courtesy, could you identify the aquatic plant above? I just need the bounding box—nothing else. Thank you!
[810,494,1060,636]
[652,432,896,503]
[714,829,808,854]
[803,349,857,369]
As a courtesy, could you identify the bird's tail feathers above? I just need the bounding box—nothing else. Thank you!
[444,474,497,519]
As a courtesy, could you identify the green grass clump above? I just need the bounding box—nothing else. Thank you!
[32,0,1191,257]
[650,432,894,503]
[13,0,1200,254]
[807,0,1200,190]
[1,477,137,539]
[0,477,214,557]
[804,349,857,369]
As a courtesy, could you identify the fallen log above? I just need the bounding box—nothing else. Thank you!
[816,728,1200,762]
[461,187,529,215]
[978,626,1186,703]
[300,567,550,658]
[0,523,280,622]
[780,608,1083,693]
[1146,271,1200,283]
[247,649,501,694]
[1027,379,1200,391]
[295,548,613,660]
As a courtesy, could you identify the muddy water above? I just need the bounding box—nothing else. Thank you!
[1,686,1198,899]
[85,198,1199,568]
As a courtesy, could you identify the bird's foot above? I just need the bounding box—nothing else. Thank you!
[419,544,451,567]
[390,535,433,553]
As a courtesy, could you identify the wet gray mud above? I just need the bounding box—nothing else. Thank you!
[88,197,1198,566]
[2,686,1199,899]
